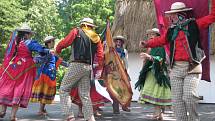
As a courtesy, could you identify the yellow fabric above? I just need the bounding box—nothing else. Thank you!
[31,82,56,104]
[81,26,100,43]
[102,21,132,107]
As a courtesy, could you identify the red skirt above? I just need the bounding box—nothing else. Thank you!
[70,86,107,109]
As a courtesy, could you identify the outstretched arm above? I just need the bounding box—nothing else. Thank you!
[25,40,49,54]
[55,28,78,54]
[197,0,215,29]
[140,30,169,48]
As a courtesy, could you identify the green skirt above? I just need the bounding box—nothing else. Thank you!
[139,71,171,106]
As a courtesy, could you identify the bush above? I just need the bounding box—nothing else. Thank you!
[0,44,7,64]
[56,66,68,91]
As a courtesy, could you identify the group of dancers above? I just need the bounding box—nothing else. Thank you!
[1,1,215,121]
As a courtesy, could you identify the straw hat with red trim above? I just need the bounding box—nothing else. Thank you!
[146,28,160,35]
[113,35,127,44]
[80,18,97,27]
[165,2,193,14]
[44,36,56,43]
[17,23,34,33]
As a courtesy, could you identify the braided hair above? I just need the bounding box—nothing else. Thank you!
[11,31,30,60]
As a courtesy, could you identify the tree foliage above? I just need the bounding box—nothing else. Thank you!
[0,0,26,62]
[56,0,115,62]
[57,0,115,34]
[21,0,63,41]
[0,0,26,41]
[112,0,156,52]
[0,0,115,85]
[0,0,115,44]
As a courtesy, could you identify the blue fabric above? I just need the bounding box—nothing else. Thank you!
[34,54,58,80]
[61,61,70,67]
[25,40,49,54]
[115,47,125,58]
[6,31,17,56]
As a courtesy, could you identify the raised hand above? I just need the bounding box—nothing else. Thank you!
[139,52,152,60]
[139,40,147,48]
[54,49,59,56]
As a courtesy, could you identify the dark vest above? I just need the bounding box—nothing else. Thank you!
[72,28,97,64]
[167,19,205,67]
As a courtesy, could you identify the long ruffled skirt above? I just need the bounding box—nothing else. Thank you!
[0,66,36,108]
[31,74,56,104]
[139,71,171,106]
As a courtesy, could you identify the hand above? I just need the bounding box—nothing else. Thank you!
[33,56,43,63]
[139,41,147,48]
[54,50,59,56]
[94,70,102,79]
[140,52,152,60]
[50,50,55,54]
[93,64,99,68]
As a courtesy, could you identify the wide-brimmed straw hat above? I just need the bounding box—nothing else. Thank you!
[44,36,56,43]
[146,28,160,35]
[165,2,193,14]
[80,18,97,27]
[113,35,127,43]
[17,23,34,33]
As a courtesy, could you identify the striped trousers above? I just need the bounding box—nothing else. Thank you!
[170,61,201,121]
[59,62,93,120]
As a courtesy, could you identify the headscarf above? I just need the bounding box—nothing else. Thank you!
[81,26,100,43]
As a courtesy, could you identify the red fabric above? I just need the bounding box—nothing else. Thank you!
[55,28,104,67]
[95,41,104,68]
[56,28,78,54]
[0,41,36,108]
[152,0,215,81]
[70,86,108,108]
[146,31,191,61]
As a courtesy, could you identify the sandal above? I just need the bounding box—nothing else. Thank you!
[67,116,75,121]
[0,111,6,118]
[97,107,103,111]
[152,112,163,120]
[37,109,48,116]
[10,117,18,121]
[122,106,131,112]
[113,111,120,114]
[94,111,102,117]
[77,113,84,118]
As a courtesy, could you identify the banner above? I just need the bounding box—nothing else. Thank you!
[102,20,133,106]
[154,0,211,81]
[95,79,113,103]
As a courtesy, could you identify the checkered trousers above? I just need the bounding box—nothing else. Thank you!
[170,61,201,121]
[59,62,93,120]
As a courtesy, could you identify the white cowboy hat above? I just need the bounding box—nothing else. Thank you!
[165,2,193,14]
[113,35,127,43]
[146,28,160,35]
[17,23,34,33]
[44,35,56,43]
[80,17,97,27]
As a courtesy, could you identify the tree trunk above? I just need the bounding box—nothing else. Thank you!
[111,0,156,52]
[210,24,215,55]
